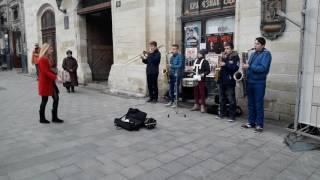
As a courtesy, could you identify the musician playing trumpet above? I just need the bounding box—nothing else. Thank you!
[141,41,161,103]
[190,49,210,113]
[216,42,240,122]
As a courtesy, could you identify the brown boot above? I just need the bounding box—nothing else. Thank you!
[200,105,206,113]
[190,104,200,111]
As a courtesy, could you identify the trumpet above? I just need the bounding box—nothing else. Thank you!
[125,45,164,65]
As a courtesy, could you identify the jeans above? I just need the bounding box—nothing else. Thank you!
[147,73,159,100]
[194,80,206,105]
[169,75,181,102]
[247,83,266,128]
[218,84,236,118]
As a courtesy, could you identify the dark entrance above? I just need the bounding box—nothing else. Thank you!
[11,31,22,68]
[41,10,57,66]
[86,9,113,81]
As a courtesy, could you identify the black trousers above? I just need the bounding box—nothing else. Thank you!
[147,73,159,100]
[40,84,59,113]
[218,84,237,118]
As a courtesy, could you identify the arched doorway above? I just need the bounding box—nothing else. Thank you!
[41,10,57,67]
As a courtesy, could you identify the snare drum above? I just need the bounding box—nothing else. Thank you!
[182,78,198,87]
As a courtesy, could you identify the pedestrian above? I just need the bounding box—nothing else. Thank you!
[32,43,40,80]
[216,42,240,122]
[241,37,272,132]
[141,41,161,103]
[190,49,210,113]
[38,43,64,124]
[165,44,184,108]
[62,50,78,93]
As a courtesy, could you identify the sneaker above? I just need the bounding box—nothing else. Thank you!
[241,123,254,129]
[146,98,153,103]
[165,102,173,106]
[215,115,223,119]
[170,103,177,108]
[254,126,263,133]
[228,119,235,122]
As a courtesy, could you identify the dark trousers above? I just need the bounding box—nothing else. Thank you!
[169,75,181,102]
[218,84,236,118]
[247,83,266,128]
[40,84,59,114]
[147,73,159,100]
[194,80,206,105]
[35,64,39,78]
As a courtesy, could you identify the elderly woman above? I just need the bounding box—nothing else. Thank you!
[62,50,78,93]
[38,43,64,124]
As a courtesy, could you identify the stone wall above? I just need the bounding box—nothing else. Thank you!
[108,0,182,97]
[24,0,91,83]
[235,0,304,122]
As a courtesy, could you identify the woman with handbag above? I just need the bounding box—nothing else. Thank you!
[62,50,78,93]
[38,43,64,124]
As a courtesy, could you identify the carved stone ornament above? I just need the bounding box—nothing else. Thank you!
[260,0,286,40]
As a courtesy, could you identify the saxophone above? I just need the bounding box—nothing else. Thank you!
[214,55,222,82]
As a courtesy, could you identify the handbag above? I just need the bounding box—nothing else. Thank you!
[59,69,71,83]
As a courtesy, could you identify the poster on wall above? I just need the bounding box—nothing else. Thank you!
[185,22,201,48]
[206,33,233,54]
[185,47,198,72]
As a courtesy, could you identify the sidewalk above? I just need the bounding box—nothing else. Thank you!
[0,71,319,180]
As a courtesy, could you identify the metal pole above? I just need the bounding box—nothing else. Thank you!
[294,0,307,132]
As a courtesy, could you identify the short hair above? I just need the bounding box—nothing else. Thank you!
[149,41,157,47]
[172,44,179,49]
[256,37,266,46]
[66,50,72,55]
[224,42,234,49]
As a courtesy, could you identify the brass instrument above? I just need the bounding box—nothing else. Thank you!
[214,55,222,81]
[162,52,171,82]
[233,51,250,97]
[125,45,164,65]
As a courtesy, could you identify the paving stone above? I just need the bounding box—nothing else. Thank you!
[120,165,146,179]
[198,158,226,172]
[183,164,212,179]
[54,165,82,178]
[176,155,203,168]
[138,158,164,171]
[160,161,188,176]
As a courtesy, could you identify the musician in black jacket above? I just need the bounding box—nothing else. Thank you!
[142,41,161,103]
[216,42,240,121]
[190,49,210,113]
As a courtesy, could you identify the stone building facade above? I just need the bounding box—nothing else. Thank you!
[22,0,313,123]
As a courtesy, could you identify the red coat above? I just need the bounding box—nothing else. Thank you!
[38,56,57,96]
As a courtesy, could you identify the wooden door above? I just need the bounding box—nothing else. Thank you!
[41,10,57,67]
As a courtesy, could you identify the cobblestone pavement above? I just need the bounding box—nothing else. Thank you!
[0,71,320,180]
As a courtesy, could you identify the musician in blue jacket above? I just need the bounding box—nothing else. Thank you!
[242,37,272,132]
[142,41,161,103]
[165,44,184,108]
[216,42,240,122]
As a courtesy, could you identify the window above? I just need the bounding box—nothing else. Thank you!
[41,10,55,30]
[12,6,19,20]
[0,15,5,25]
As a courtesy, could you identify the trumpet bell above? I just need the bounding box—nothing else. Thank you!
[233,71,243,81]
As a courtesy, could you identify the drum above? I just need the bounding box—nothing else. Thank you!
[182,78,198,87]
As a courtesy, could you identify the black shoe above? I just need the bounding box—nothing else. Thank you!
[52,110,64,123]
[146,99,153,103]
[39,110,50,124]
[152,99,158,103]
[67,89,70,93]
[71,87,75,93]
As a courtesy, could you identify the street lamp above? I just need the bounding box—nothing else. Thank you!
[56,0,67,13]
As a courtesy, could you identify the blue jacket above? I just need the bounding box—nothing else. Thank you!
[142,49,161,74]
[170,53,184,76]
[217,51,240,86]
[246,48,272,84]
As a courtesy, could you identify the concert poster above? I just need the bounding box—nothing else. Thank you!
[206,33,233,54]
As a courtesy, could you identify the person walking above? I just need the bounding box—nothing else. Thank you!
[62,50,78,93]
[32,43,40,80]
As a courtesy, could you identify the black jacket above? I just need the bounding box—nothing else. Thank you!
[217,51,240,86]
[193,57,210,79]
[142,49,161,74]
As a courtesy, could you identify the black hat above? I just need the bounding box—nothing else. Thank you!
[66,50,72,55]
[199,49,208,55]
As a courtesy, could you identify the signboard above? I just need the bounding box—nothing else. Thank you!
[207,33,233,54]
[183,0,236,15]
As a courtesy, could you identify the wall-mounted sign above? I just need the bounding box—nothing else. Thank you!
[261,0,286,40]
[183,0,235,15]
[64,16,69,30]
[116,0,121,8]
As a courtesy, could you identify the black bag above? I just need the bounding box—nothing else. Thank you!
[144,118,157,129]
[114,108,147,131]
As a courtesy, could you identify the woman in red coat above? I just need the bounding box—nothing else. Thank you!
[38,43,64,124]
